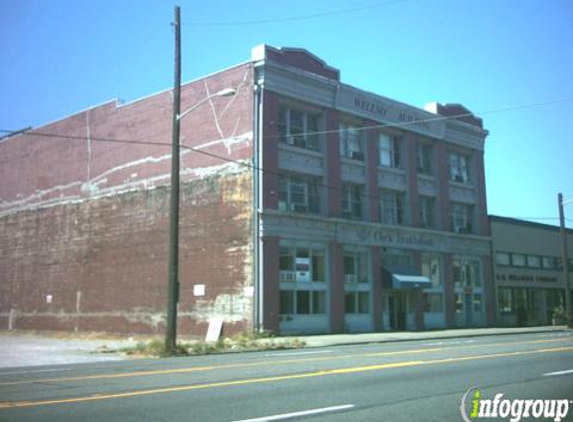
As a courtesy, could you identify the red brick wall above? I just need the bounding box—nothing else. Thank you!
[0,64,255,337]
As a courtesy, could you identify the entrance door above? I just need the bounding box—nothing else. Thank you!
[465,293,473,327]
[388,292,406,331]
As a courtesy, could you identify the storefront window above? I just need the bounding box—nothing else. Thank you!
[421,254,441,286]
[498,288,513,314]
[343,250,369,284]
[425,293,443,313]
[453,260,481,288]
[345,292,370,314]
[455,293,463,313]
[279,246,325,283]
[473,293,483,312]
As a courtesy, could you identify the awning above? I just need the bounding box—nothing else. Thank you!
[381,266,432,290]
[391,274,432,290]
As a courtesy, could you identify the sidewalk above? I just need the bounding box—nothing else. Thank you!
[279,325,571,348]
[0,326,569,369]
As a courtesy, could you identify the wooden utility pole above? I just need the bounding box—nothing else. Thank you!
[166,5,181,355]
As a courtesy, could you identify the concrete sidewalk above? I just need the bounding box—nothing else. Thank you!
[0,326,569,369]
[280,325,570,348]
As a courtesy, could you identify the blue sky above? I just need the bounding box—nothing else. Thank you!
[1,0,572,227]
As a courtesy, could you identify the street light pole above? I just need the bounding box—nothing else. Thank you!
[166,5,181,355]
[558,192,571,319]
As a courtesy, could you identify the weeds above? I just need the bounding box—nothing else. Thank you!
[120,332,305,357]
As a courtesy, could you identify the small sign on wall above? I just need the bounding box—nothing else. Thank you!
[46,294,53,304]
[205,317,223,342]
[193,284,205,297]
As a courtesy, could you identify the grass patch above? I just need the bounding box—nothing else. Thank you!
[120,332,305,357]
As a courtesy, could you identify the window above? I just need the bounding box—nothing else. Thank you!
[339,122,364,161]
[341,184,364,220]
[498,288,513,313]
[449,152,470,183]
[278,106,320,150]
[511,253,526,267]
[279,246,325,283]
[496,252,510,266]
[278,175,320,214]
[345,292,370,314]
[419,195,435,228]
[379,133,401,168]
[343,250,369,284]
[451,202,473,234]
[417,143,432,174]
[381,248,412,268]
[455,293,463,313]
[527,255,541,268]
[542,256,557,269]
[425,293,443,313]
[453,261,481,288]
[283,291,325,315]
[473,293,483,312]
[421,254,441,287]
[380,190,404,225]
[280,291,294,314]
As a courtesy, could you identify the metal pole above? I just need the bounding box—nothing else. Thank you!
[166,5,181,355]
[558,192,571,318]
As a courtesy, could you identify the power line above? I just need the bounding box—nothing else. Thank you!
[2,93,572,213]
[3,94,572,146]
[185,0,412,26]
[0,128,436,212]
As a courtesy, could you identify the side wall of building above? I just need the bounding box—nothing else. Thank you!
[0,64,255,336]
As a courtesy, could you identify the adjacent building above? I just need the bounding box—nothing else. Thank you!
[0,45,493,336]
[490,216,573,326]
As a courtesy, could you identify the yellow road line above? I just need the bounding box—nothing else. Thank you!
[1,345,572,410]
[0,336,571,387]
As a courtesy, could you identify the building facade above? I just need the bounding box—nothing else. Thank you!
[0,45,493,336]
[490,216,573,327]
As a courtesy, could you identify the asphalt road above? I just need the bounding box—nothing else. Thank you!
[1,331,572,422]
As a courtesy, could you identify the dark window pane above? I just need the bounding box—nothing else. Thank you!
[345,292,356,313]
[280,291,294,314]
[312,291,326,314]
[296,291,310,314]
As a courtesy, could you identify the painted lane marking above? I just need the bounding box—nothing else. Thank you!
[0,336,571,387]
[1,346,572,410]
[0,368,72,376]
[263,350,333,357]
[229,404,355,422]
[543,369,573,377]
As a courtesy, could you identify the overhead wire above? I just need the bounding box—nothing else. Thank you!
[185,0,413,26]
[1,94,572,214]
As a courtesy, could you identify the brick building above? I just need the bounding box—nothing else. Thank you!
[0,45,492,336]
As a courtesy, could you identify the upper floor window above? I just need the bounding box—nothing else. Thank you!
[341,184,364,220]
[278,175,320,214]
[343,250,370,284]
[511,253,526,267]
[379,133,401,168]
[339,122,364,161]
[278,106,320,150]
[450,202,473,234]
[495,252,510,266]
[449,152,470,183]
[417,143,432,175]
[419,195,435,229]
[380,190,404,225]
